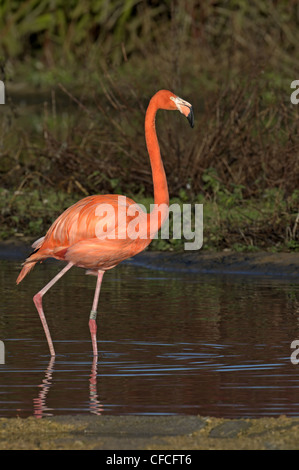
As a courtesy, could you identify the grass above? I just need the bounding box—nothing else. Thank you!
[1,69,299,252]
[2,184,299,252]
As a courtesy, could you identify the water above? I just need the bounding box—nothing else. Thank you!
[1,258,299,418]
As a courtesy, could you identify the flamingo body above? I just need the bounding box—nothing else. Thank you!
[17,194,149,281]
[16,89,194,355]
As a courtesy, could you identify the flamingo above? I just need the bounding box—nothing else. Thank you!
[16,90,194,356]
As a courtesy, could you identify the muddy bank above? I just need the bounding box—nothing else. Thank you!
[129,251,299,277]
[2,240,299,277]
[0,414,299,450]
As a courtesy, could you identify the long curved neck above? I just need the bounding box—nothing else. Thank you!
[144,96,170,239]
[145,97,169,208]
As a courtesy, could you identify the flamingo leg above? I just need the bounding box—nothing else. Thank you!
[89,270,104,357]
[33,262,73,356]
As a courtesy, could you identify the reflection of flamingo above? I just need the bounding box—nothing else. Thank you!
[16,90,194,356]
[33,357,103,417]
[33,357,55,418]
[89,356,103,415]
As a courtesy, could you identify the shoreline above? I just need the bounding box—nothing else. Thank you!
[1,414,299,449]
[3,239,299,278]
[129,250,299,278]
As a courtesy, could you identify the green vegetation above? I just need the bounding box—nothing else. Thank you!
[0,1,299,251]
[2,182,298,252]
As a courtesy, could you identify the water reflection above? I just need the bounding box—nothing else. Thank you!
[33,356,55,418]
[33,356,103,418]
[89,357,103,416]
[1,259,299,418]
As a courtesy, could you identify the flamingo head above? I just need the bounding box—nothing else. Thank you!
[155,90,194,128]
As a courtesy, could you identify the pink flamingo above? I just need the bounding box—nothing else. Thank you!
[16,90,194,356]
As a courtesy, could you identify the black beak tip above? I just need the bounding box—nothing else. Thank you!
[187,107,194,128]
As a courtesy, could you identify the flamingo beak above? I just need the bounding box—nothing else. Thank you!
[187,106,194,128]
[171,96,194,128]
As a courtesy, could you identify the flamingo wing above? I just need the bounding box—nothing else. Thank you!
[18,194,149,277]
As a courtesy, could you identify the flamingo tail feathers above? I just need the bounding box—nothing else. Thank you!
[16,261,37,285]
[16,236,46,285]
